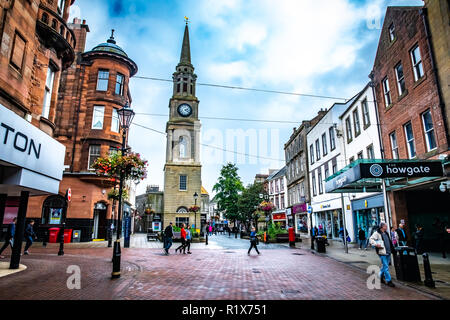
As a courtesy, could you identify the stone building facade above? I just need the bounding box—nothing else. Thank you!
[163,23,203,231]
[371,6,449,248]
[26,17,138,242]
[0,0,76,248]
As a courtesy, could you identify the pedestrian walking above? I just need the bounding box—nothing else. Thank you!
[23,220,36,255]
[227,226,231,237]
[396,223,407,246]
[208,225,212,236]
[339,227,350,245]
[414,224,424,254]
[175,223,187,254]
[0,218,16,258]
[163,222,174,255]
[390,227,399,247]
[369,222,395,287]
[184,225,192,254]
[358,227,367,250]
[248,227,260,255]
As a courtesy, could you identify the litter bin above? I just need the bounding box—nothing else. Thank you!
[63,229,73,243]
[316,236,326,253]
[72,230,81,243]
[394,246,421,282]
[48,228,60,243]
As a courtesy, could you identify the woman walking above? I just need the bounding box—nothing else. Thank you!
[248,227,260,255]
[390,226,399,247]
[185,225,192,254]
[175,224,187,254]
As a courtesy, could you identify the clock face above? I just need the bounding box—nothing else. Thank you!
[177,103,192,117]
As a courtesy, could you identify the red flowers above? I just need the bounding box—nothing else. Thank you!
[92,151,148,183]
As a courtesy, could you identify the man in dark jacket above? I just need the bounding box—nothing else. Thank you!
[396,223,407,246]
[163,222,174,255]
[0,218,16,258]
[24,220,36,255]
[358,227,367,250]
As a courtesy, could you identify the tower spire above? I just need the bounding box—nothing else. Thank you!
[179,22,191,66]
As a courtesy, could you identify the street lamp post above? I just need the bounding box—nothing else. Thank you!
[112,102,135,279]
[193,192,198,232]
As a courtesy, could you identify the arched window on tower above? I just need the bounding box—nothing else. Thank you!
[183,78,188,93]
[179,136,187,158]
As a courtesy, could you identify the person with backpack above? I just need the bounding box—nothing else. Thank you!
[248,227,260,255]
[163,222,174,255]
[369,222,395,288]
[0,218,16,258]
[24,220,36,255]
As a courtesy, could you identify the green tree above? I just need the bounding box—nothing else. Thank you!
[237,182,265,232]
[212,163,244,225]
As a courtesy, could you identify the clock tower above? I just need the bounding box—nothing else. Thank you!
[163,22,202,230]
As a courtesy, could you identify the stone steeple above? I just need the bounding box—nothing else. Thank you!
[179,23,192,67]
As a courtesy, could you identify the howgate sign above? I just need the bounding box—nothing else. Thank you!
[360,162,443,178]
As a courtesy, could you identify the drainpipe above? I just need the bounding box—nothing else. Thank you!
[420,8,450,151]
[71,62,86,172]
[369,73,392,232]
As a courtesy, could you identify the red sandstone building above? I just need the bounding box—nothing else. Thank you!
[371,6,450,245]
[0,1,76,243]
[26,19,138,242]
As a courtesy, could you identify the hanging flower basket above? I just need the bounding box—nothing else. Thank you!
[259,201,275,213]
[145,208,155,215]
[188,205,200,213]
[92,151,148,183]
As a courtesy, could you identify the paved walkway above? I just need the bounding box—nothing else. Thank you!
[0,234,441,300]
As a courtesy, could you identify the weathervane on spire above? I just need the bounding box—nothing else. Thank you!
[184,16,189,25]
[110,29,115,39]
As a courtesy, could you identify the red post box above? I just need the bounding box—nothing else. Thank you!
[289,227,295,247]
[63,229,73,243]
[48,227,60,243]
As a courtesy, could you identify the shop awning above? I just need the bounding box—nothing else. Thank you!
[325,159,446,193]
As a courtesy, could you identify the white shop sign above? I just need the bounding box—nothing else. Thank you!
[0,104,65,181]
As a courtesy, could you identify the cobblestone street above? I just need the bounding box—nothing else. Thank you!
[0,234,440,300]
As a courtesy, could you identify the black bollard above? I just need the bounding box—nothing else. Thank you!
[58,223,65,256]
[422,253,435,288]
[311,236,315,250]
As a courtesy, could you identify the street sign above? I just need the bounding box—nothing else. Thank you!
[307,206,312,214]
[67,188,72,202]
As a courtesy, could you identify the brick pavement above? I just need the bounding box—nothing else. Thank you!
[0,244,438,300]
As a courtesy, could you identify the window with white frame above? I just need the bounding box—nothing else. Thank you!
[390,132,399,159]
[362,99,370,128]
[410,45,424,81]
[367,144,375,159]
[345,117,352,142]
[115,73,124,95]
[383,77,392,106]
[404,122,416,158]
[42,65,55,119]
[422,110,437,152]
[353,109,361,137]
[111,108,119,133]
[322,133,327,156]
[389,23,395,42]
[92,106,105,129]
[324,165,329,179]
[96,70,109,91]
[179,175,187,191]
[315,139,321,160]
[88,145,101,170]
[329,127,336,150]
[310,144,314,164]
[318,169,323,194]
[332,163,337,174]
[312,173,317,196]
[395,62,406,96]
[357,151,363,160]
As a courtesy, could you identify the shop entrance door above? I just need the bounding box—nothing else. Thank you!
[92,202,107,240]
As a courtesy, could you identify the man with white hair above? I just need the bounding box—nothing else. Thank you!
[369,222,395,287]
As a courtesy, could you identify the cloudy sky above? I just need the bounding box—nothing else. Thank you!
[70,0,423,196]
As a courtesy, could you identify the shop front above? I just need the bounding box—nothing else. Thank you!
[0,104,65,243]
[311,197,349,240]
[351,194,384,241]
[293,203,308,234]
[272,212,287,228]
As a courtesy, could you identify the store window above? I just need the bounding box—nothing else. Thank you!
[41,195,67,225]
[176,216,189,228]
